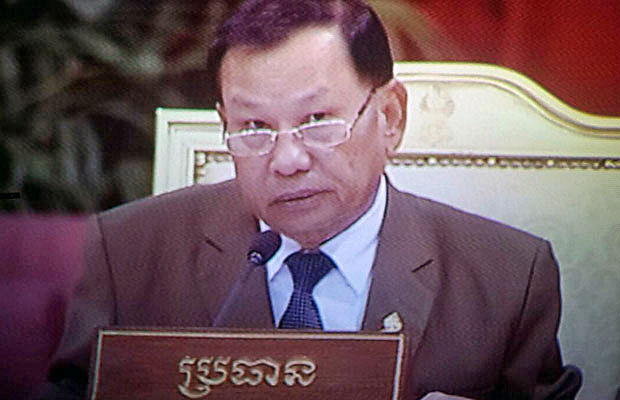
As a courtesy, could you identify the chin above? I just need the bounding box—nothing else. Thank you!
[272,212,349,245]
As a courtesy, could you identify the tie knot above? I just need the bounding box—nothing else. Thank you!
[285,250,334,294]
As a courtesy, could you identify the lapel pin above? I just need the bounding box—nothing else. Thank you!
[381,311,403,333]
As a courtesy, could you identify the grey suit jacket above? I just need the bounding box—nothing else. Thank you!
[45,179,581,399]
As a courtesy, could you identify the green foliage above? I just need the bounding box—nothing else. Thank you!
[0,0,231,213]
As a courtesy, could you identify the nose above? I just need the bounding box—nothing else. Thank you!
[269,131,311,176]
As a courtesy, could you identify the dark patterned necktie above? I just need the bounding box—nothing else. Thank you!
[278,250,335,329]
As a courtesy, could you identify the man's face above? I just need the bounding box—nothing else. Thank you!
[218,26,404,248]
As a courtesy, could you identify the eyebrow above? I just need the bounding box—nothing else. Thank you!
[229,87,330,110]
[229,95,261,109]
[293,87,329,104]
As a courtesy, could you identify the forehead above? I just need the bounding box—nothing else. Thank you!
[219,26,368,107]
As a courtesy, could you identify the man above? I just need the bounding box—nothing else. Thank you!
[41,0,581,399]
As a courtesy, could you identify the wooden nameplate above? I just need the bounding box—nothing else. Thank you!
[89,328,408,399]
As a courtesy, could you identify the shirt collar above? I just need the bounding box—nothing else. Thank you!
[261,174,387,295]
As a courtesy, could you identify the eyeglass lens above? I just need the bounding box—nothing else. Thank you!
[227,121,348,156]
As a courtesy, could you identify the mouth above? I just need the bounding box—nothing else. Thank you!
[272,189,326,205]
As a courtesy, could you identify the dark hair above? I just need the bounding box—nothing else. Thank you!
[206,0,394,103]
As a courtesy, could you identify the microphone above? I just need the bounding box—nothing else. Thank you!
[213,231,281,327]
[247,230,281,266]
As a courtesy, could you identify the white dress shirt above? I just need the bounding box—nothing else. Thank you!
[261,175,387,331]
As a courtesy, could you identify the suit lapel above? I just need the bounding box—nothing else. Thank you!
[212,263,274,328]
[193,181,274,329]
[363,183,440,359]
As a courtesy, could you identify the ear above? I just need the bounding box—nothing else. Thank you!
[379,79,407,156]
[216,102,227,128]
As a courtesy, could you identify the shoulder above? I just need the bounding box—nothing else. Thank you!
[384,185,555,290]
[93,179,254,253]
[88,179,255,282]
[388,185,545,252]
[98,179,245,229]
[101,179,240,218]
[384,186,561,321]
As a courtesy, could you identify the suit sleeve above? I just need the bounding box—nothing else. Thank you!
[35,214,116,400]
[498,240,582,399]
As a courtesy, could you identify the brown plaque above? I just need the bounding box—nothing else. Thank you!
[89,328,408,400]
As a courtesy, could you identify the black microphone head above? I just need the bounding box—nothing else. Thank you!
[247,230,281,265]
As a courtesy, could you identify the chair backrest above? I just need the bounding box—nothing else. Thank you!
[154,62,620,400]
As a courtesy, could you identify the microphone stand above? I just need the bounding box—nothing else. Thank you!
[212,231,281,327]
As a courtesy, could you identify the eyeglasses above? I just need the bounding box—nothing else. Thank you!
[223,89,375,157]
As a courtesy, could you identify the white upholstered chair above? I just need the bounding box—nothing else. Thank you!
[154,62,620,400]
